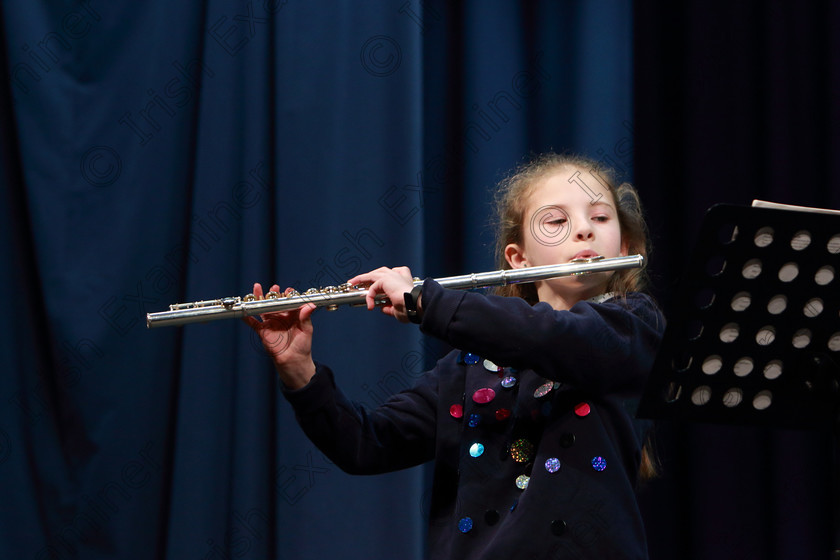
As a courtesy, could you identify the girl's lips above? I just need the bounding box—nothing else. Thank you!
[571,250,600,260]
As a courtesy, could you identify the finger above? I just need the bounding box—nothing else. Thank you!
[253,283,264,299]
[379,305,396,318]
[393,266,414,281]
[271,284,281,293]
[241,315,261,328]
[258,310,287,322]
[365,279,383,310]
[347,267,390,286]
[298,302,317,322]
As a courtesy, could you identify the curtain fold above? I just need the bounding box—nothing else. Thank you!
[1,1,636,558]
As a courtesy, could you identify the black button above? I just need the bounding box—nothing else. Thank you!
[560,433,576,448]
[551,519,567,536]
[484,509,500,526]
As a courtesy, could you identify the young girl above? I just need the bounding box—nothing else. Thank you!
[245,153,664,559]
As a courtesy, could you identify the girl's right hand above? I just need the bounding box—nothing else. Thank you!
[242,283,317,389]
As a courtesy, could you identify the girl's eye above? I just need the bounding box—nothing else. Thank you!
[547,218,567,225]
[592,215,609,223]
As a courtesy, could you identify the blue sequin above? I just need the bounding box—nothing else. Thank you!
[545,457,561,473]
[464,353,480,365]
[468,414,481,427]
[591,456,607,471]
[469,443,485,457]
[458,517,473,533]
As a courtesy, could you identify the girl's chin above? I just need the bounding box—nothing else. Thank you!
[540,280,609,298]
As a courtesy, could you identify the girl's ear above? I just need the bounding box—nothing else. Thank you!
[505,243,528,269]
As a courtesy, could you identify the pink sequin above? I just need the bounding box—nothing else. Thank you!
[472,388,496,404]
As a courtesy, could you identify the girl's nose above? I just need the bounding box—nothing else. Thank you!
[575,220,594,240]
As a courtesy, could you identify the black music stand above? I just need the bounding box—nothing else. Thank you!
[637,203,840,556]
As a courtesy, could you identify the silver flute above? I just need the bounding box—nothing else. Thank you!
[146,254,644,328]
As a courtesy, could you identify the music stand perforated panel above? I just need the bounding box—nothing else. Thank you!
[639,204,840,429]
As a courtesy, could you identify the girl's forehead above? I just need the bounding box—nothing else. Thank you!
[528,166,614,205]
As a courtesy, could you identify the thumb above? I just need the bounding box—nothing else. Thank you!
[298,302,317,323]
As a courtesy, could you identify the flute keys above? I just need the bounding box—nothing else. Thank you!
[266,291,280,299]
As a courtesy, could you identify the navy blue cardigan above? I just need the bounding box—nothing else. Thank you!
[283,278,664,559]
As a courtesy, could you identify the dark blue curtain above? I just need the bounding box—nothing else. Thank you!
[0,1,635,559]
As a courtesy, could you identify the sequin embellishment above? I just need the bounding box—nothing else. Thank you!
[510,439,534,463]
[501,375,517,388]
[534,381,554,398]
[592,456,607,471]
[458,517,473,533]
[463,353,479,365]
[472,388,496,404]
[483,359,502,372]
[468,414,481,427]
[449,404,463,418]
[545,457,561,473]
[469,443,485,457]
[515,475,530,489]
[495,408,511,421]
[574,402,591,417]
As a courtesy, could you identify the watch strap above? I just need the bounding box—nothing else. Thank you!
[404,284,423,324]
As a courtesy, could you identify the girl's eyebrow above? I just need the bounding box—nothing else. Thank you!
[588,200,615,211]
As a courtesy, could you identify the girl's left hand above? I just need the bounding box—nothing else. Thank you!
[347,266,417,323]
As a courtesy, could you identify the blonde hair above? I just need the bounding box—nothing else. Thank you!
[492,152,659,481]
[492,152,650,303]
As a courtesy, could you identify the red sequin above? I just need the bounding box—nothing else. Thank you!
[574,402,591,417]
[495,408,511,421]
[472,388,496,404]
[450,404,464,418]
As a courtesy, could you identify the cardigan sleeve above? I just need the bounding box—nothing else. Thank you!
[281,362,438,475]
[419,279,665,396]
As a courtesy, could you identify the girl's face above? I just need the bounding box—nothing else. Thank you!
[504,165,626,309]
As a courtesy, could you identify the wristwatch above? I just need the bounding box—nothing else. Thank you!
[403,284,423,324]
